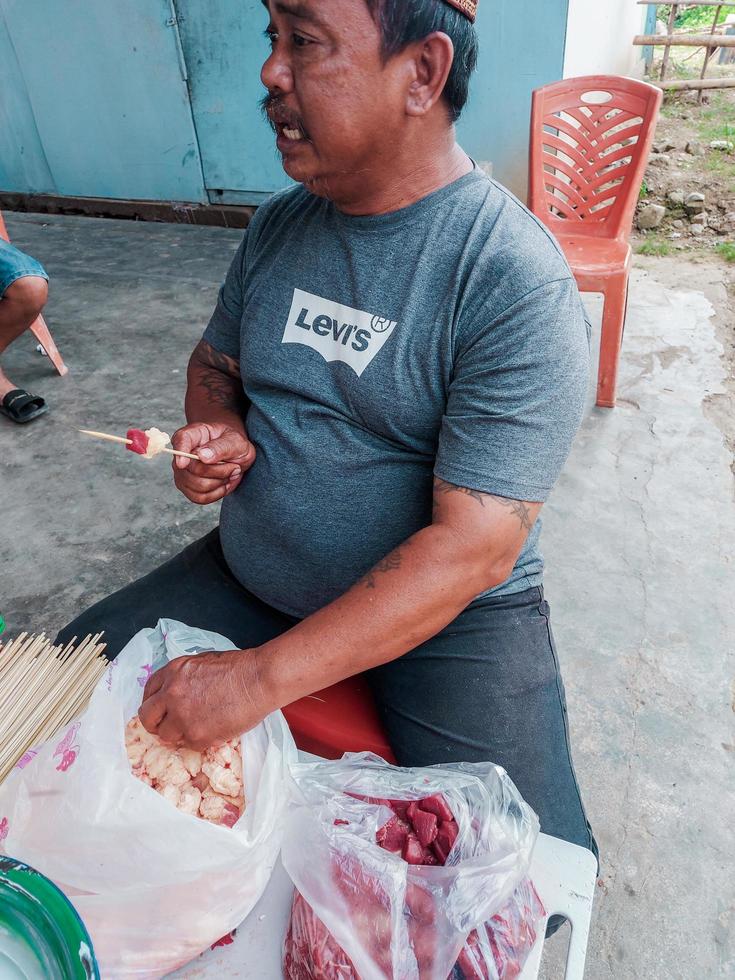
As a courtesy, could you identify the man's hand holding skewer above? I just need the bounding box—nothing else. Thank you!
[172,423,256,506]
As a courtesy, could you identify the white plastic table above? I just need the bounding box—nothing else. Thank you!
[170,832,597,980]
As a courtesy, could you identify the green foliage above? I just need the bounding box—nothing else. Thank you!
[716,242,735,263]
[659,4,730,30]
[700,122,735,142]
[699,93,735,141]
[639,179,650,200]
[704,153,735,197]
[636,238,672,257]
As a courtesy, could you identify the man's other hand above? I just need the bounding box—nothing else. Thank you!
[172,422,256,505]
[138,648,272,749]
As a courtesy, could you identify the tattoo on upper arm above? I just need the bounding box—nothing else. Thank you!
[362,549,404,590]
[432,478,536,533]
[191,340,242,408]
[197,370,241,408]
[193,339,241,378]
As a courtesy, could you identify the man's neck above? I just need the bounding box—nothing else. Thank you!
[325,132,474,217]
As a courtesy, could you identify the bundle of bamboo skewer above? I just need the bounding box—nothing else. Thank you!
[0,631,108,784]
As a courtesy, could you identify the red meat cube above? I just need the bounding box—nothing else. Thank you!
[376,816,410,854]
[388,799,411,820]
[402,833,425,865]
[412,807,438,847]
[417,793,455,823]
[433,818,460,863]
[441,819,459,847]
[126,428,148,455]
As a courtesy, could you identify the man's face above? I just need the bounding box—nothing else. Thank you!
[261,0,408,198]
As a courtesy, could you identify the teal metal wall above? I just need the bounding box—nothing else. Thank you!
[0,0,569,205]
[0,0,206,201]
[460,0,570,197]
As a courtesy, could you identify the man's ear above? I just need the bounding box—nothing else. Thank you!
[405,32,455,117]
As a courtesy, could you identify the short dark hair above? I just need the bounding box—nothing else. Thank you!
[365,0,478,122]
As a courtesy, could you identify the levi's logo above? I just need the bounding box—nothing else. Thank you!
[283,288,398,377]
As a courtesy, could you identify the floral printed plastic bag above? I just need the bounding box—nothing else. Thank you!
[0,620,297,979]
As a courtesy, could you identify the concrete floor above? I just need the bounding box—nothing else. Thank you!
[1,213,733,979]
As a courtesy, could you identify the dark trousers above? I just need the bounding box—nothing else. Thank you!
[58,528,597,864]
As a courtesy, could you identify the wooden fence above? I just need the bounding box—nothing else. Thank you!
[634,1,735,92]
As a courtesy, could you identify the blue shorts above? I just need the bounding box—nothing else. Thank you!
[0,238,48,297]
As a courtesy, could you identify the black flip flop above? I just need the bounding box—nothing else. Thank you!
[0,388,49,424]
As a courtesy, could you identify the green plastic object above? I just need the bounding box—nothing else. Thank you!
[0,857,99,979]
[0,615,5,636]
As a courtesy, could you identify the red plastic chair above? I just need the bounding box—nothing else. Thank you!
[283,675,397,763]
[0,211,68,377]
[528,76,662,408]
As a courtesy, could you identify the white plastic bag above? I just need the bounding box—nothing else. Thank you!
[0,619,297,979]
[282,753,540,980]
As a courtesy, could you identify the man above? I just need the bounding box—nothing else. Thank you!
[60,0,595,862]
[0,238,49,422]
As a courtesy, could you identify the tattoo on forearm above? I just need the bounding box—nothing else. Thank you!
[432,478,535,533]
[362,549,404,589]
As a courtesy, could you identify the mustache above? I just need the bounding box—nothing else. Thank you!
[260,94,307,135]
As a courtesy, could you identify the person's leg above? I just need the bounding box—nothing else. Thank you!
[0,275,49,401]
[367,586,597,859]
[56,528,299,661]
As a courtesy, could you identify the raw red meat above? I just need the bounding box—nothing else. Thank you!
[126,428,149,455]
[456,879,545,980]
[416,793,455,823]
[221,803,240,828]
[376,815,410,853]
[402,832,425,865]
[390,799,411,820]
[283,792,543,980]
[412,807,438,847]
[284,891,360,980]
[433,819,460,864]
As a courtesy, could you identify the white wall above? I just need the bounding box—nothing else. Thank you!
[563,0,647,79]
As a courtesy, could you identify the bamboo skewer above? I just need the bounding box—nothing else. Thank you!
[0,632,108,785]
[79,428,199,461]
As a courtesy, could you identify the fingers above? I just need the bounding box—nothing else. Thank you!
[183,460,242,481]
[198,432,255,467]
[175,481,232,506]
[156,716,184,747]
[178,473,238,496]
[142,669,165,702]
[173,465,242,504]
[139,694,166,734]
[171,424,253,505]
[172,424,212,470]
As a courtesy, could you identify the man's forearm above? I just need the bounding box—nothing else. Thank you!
[252,524,506,713]
[185,341,249,431]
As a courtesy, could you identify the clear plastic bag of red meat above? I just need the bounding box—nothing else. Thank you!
[281,752,545,980]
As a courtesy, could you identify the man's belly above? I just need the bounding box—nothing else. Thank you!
[219,449,434,618]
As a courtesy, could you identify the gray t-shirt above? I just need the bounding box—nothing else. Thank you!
[203,170,589,619]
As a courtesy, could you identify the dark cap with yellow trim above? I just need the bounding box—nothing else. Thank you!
[443,0,478,21]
